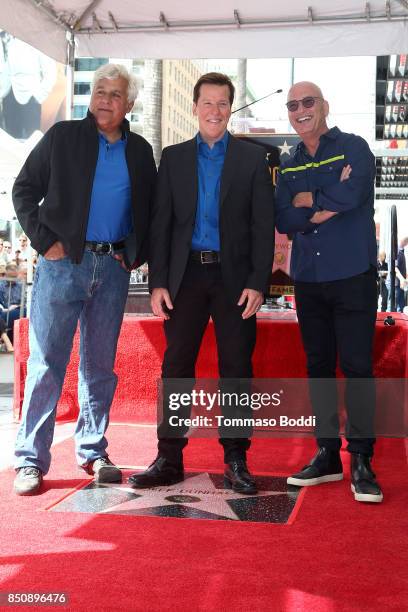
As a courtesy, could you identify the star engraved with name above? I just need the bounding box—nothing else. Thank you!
[104,473,286,520]
[50,471,301,523]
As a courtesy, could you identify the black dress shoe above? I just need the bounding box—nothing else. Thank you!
[287,447,343,487]
[224,459,257,495]
[351,453,383,503]
[128,456,184,488]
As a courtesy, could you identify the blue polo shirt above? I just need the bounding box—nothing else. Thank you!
[191,131,229,252]
[275,127,377,282]
[86,133,132,242]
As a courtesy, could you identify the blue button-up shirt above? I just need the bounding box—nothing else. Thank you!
[191,131,229,251]
[275,127,377,282]
[86,133,132,242]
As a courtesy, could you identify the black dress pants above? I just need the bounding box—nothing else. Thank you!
[294,267,378,456]
[157,258,256,464]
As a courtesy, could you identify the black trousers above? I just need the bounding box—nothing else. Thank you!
[379,279,388,312]
[295,267,378,456]
[158,259,256,464]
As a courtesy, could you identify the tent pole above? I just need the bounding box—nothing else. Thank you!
[66,32,75,120]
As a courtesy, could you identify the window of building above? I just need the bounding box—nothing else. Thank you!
[74,58,108,71]
[132,60,143,74]
[73,105,88,119]
[74,82,91,95]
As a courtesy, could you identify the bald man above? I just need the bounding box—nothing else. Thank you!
[275,82,382,503]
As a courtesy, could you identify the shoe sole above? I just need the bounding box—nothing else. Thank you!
[351,484,383,503]
[128,475,184,488]
[287,473,343,487]
[224,476,258,495]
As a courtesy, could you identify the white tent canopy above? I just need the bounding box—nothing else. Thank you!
[1,0,408,63]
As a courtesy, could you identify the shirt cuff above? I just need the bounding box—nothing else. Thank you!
[301,196,321,234]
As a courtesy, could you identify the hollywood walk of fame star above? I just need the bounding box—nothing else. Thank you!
[51,471,301,523]
[278,140,293,156]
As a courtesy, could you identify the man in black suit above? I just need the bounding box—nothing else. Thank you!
[129,72,274,494]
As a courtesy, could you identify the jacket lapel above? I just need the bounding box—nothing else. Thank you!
[220,134,240,205]
[180,138,198,212]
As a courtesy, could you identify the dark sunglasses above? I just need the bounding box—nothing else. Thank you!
[286,96,323,112]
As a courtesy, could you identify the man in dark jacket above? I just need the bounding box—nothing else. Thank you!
[129,73,274,495]
[275,81,382,504]
[12,63,156,495]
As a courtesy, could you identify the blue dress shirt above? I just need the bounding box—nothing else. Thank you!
[191,131,229,251]
[275,127,377,282]
[86,133,132,242]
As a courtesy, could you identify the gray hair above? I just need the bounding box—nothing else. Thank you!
[92,63,138,104]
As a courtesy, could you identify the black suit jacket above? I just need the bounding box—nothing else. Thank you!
[149,133,275,303]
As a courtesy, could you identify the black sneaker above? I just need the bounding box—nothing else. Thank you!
[351,454,383,503]
[83,457,122,483]
[287,447,343,486]
[128,456,184,488]
[14,466,43,495]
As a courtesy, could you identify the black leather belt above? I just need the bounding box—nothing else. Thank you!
[84,240,125,254]
[190,250,220,264]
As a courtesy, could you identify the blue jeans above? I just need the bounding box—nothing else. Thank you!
[14,251,130,474]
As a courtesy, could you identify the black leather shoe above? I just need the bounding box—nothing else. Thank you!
[287,447,343,486]
[128,456,184,488]
[224,459,257,495]
[351,454,383,503]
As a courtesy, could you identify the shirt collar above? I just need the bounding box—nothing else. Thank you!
[197,130,229,153]
[295,126,340,154]
[98,132,127,146]
[87,109,129,139]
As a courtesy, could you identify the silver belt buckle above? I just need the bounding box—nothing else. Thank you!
[95,242,112,254]
[201,250,212,264]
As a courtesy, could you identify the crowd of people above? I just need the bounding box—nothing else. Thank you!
[376,237,408,313]
[0,234,30,351]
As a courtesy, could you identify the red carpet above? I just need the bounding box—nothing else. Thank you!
[6,313,408,609]
[1,427,407,611]
[13,313,408,422]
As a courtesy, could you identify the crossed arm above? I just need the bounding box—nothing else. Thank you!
[291,164,351,223]
[275,135,376,236]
